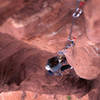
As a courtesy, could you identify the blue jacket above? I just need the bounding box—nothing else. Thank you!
[51,63,62,72]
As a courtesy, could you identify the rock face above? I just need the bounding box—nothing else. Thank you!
[0,91,89,100]
[0,0,100,100]
[0,33,93,98]
[0,0,75,39]
[65,0,100,80]
[0,0,24,25]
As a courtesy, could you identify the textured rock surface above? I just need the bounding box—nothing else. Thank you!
[65,0,100,80]
[0,33,93,98]
[0,0,24,25]
[0,91,89,100]
[0,0,75,39]
[0,0,100,100]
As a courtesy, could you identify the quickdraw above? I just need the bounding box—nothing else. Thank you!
[65,0,86,48]
[72,8,83,18]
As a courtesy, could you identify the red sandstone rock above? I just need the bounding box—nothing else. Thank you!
[0,0,100,100]
[64,0,100,80]
[0,33,93,99]
[0,0,24,25]
[0,0,75,40]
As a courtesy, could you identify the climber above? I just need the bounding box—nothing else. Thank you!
[45,52,73,76]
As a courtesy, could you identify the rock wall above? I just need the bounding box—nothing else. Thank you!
[0,0,75,39]
[0,0,24,25]
[65,0,100,80]
[0,0,100,100]
[0,33,93,98]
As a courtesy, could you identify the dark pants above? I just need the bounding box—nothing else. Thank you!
[61,64,71,71]
[47,70,54,76]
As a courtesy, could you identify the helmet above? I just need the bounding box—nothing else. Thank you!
[45,65,51,71]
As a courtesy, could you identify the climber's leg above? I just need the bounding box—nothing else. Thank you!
[61,65,73,71]
[47,70,54,76]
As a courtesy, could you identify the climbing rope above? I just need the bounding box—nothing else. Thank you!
[67,0,85,42]
[68,18,75,40]
[58,0,86,55]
